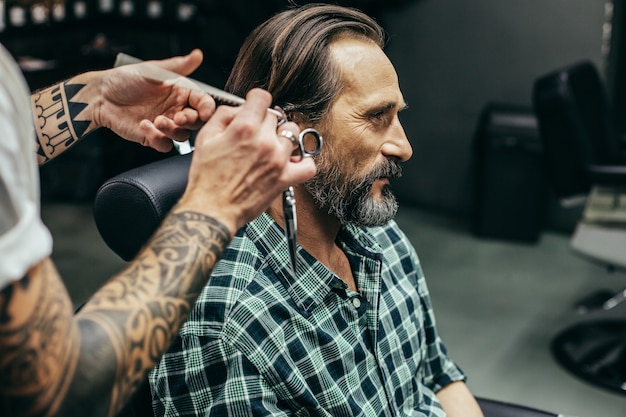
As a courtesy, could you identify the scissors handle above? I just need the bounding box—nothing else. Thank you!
[296,128,323,159]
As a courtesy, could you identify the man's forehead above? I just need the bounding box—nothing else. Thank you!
[329,39,403,109]
[329,36,383,70]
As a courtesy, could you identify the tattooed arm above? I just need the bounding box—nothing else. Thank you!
[0,89,316,417]
[0,210,229,417]
[32,49,216,164]
[69,210,233,416]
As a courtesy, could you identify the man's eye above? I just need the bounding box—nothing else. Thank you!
[370,111,385,120]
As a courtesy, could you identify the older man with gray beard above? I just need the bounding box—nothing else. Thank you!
[150,4,484,417]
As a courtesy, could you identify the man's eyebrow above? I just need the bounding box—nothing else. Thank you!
[368,100,408,113]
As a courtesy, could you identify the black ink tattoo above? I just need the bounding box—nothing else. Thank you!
[0,261,79,417]
[0,210,231,417]
[72,211,230,416]
[32,81,88,164]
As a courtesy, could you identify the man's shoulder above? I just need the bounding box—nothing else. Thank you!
[215,227,265,274]
[202,224,269,295]
[181,218,282,333]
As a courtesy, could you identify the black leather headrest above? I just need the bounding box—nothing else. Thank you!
[93,153,192,261]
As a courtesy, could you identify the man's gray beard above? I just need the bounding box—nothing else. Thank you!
[304,159,402,227]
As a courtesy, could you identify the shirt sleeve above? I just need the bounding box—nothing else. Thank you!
[410,244,467,392]
[0,44,53,290]
[150,334,289,417]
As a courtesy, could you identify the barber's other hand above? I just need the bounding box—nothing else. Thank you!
[178,89,316,236]
[96,49,216,152]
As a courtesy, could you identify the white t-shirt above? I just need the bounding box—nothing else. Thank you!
[0,44,53,290]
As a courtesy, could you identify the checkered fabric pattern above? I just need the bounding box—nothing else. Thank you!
[150,213,466,416]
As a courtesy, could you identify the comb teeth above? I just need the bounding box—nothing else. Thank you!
[213,97,241,106]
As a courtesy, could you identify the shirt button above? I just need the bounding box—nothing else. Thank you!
[352,297,361,309]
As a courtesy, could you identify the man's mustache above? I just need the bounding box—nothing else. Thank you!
[363,159,403,186]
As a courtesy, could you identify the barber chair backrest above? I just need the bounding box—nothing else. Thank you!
[532,60,623,198]
[477,397,559,417]
[94,153,192,261]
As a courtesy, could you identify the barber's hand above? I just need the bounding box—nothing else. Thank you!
[177,89,316,236]
[97,49,215,152]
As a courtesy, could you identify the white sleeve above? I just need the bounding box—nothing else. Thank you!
[0,44,52,290]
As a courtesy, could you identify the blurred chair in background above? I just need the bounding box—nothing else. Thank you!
[533,59,626,395]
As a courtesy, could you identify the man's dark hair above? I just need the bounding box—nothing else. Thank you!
[225,3,386,125]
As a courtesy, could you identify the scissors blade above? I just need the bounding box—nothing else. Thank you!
[113,52,285,119]
[283,186,298,279]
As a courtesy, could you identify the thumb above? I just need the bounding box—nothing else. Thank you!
[153,49,203,77]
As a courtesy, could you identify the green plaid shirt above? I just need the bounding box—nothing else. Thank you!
[149,212,465,416]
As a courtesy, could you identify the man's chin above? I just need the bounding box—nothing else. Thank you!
[343,195,398,227]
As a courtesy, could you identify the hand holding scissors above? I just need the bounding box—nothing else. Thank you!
[114,53,322,280]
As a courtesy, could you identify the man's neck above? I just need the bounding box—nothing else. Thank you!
[268,187,340,258]
[267,187,357,290]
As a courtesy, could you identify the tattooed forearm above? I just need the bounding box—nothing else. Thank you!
[0,210,231,417]
[31,81,92,165]
[65,210,230,417]
[0,259,79,417]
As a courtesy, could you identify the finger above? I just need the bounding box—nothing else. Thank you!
[274,121,316,184]
[276,122,302,156]
[239,90,287,149]
[172,108,204,129]
[277,121,301,137]
[186,90,216,122]
[152,48,203,77]
[282,157,317,186]
[172,92,216,127]
[140,119,177,152]
[153,116,192,142]
[146,137,175,153]
[196,89,270,140]
[194,105,239,146]
[239,89,274,124]
[277,129,298,148]
[171,109,197,127]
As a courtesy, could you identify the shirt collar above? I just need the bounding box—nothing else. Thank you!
[242,213,385,316]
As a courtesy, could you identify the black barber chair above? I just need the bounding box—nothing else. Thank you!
[94,156,564,416]
[532,60,626,395]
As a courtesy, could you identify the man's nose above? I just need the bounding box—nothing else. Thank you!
[382,123,412,162]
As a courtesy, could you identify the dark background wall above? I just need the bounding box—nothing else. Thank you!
[378,0,607,218]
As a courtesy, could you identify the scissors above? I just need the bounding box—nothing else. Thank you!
[114,53,323,280]
[273,125,322,279]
